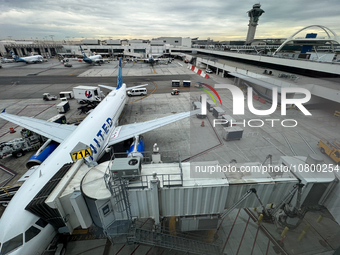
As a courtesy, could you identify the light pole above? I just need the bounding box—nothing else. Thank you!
[49,35,54,43]
[109,37,113,58]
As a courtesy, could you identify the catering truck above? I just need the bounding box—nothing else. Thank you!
[73,86,105,102]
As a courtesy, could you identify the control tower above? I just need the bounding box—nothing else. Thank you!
[246,3,265,44]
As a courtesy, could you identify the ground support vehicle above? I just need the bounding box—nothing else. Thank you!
[0,130,41,159]
[318,139,340,164]
[43,93,57,101]
[171,89,180,95]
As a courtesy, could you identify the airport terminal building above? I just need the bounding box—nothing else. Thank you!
[0,37,192,59]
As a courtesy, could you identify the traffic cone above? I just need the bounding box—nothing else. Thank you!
[201,121,205,127]
[9,127,16,133]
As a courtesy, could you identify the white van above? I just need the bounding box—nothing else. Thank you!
[127,88,147,97]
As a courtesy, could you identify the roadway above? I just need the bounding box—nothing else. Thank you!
[0,59,200,99]
[0,75,192,86]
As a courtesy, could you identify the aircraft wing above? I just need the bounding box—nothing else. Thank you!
[107,110,199,146]
[98,85,116,91]
[126,84,148,91]
[0,111,77,143]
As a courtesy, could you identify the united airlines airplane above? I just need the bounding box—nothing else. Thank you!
[10,51,44,64]
[0,58,195,255]
[80,46,104,65]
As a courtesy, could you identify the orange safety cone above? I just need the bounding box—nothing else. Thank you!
[9,127,16,133]
[201,121,205,127]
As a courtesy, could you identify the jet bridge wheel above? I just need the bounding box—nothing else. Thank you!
[320,148,325,154]
[13,150,24,158]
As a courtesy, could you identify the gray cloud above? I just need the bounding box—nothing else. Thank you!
[0,0,339,41]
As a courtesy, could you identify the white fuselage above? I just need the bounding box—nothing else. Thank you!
[19,55,44,63]
[90,55,103,61]
[0,85,127,255]
[83,54,103,64]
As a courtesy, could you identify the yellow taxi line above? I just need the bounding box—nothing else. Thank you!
[127,81,157,105]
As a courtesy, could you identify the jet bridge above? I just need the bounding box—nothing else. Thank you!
[42,153,339,254]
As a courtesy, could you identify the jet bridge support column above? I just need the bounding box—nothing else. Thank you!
[150,173,160,227]
[22,48,28,56]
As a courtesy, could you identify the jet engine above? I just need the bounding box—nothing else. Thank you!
[26,143,58,169]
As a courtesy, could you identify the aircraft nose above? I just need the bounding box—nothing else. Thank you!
[0,245,23,255]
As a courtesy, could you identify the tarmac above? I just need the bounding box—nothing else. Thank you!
[0,57,340,255]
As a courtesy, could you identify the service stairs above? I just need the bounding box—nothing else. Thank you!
[132,228,221,255]
[106,177,221,254]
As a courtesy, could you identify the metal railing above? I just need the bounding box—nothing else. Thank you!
[104,151,184,190]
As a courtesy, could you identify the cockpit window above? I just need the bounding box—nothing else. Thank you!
[0,234,23,255]
[25,226,41,243]
[35,218,48,228]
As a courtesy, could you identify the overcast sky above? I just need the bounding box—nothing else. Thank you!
[1,0,339,41]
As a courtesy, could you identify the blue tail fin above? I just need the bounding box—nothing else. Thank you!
[10,51,19,61]
[79,46,87,59]
[116,58,123,90]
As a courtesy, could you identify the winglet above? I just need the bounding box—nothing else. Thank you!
[116,58,123,90]
[1,109,5,113]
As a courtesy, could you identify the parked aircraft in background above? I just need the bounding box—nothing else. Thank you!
[80,46,104,65]
[137,53,173,65]
[0,58,196,255]
[1,58,15,63]
[9,51,44,64]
